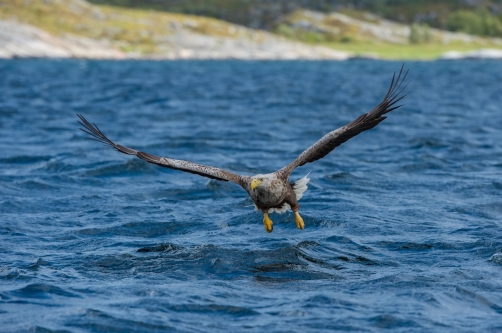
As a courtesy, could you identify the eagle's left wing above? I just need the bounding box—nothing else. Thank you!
[278,65,409,177]
[77,114,246,186]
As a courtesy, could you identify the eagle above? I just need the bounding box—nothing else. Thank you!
[78,66,408,233]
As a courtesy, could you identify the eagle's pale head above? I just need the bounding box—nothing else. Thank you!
[250,174,274,191]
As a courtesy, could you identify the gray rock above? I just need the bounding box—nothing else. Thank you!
[0,20,125,59]
[441,49,502,60]
[0,19,351,60]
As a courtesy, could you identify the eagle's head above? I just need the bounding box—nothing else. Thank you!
[250,174,273,191]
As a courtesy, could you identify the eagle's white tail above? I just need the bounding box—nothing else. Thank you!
[292,172,311,201]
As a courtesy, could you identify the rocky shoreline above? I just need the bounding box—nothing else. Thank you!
[0,20,124,59]
[0,19,350,60]
[2,18,502,61]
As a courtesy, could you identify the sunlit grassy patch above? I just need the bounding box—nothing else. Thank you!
[325,41,502,60]
[274,9,502,60]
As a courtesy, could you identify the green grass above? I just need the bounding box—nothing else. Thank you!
[325,41,502,60]
[275,9,502,60]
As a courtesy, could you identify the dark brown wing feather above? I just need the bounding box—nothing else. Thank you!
[278,65,409,176]
[77,114,245,185]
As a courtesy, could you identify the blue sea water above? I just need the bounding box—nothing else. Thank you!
[0,59,501,332]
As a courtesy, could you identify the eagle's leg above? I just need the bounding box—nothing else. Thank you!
[294,211,305,230]
[289,202,304,230]
[263,212,273,233]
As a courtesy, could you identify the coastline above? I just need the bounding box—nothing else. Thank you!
[0,19,351,61]
[2,15,502,61]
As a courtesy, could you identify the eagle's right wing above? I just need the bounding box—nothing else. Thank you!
[77,114,247,186]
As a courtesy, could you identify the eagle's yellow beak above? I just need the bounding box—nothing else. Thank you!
[251,179,263,190]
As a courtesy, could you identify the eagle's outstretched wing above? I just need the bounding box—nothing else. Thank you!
[77,114,246,186]
[278,65,409,177]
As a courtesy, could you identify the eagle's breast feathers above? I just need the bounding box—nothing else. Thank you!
[252,173,311,214]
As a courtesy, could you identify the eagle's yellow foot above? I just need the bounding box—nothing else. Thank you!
[263,212,273,233]
[295,212,305,230]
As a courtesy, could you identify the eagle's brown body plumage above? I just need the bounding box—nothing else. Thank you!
[246,174,298,211]
[78,66,409,233]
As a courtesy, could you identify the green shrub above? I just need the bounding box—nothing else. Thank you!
[447,10,502,37]
[275,24,296,38]
[298,31,326,43]
[409,23,432,44]
[275,24,340,44]
[340,35,353,43]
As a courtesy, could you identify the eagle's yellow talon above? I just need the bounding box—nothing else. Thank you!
[295,212,305,230]
[263,212,273,233]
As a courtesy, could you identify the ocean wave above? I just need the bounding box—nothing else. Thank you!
[1,60,502,332]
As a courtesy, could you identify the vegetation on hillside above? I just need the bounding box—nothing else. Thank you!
[3,0,502,59]
[269,8,502,59]
[89,0,502,37]
[446,9,502,36]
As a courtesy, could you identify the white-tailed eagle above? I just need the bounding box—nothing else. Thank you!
[78,66,409,233]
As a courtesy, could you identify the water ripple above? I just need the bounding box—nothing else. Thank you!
[1,60,501,332]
